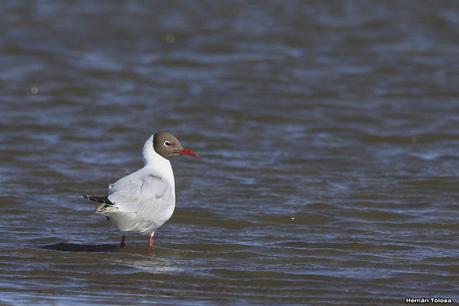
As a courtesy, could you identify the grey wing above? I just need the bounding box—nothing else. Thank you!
[107,171,171,215]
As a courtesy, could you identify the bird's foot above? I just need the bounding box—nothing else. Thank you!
[119,234,126,250]
[146,233,155,255]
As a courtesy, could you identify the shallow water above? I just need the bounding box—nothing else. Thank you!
[1,1,459,305]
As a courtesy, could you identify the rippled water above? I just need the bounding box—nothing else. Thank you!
[1,1,459,305]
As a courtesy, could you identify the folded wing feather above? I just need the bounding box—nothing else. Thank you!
[106,169,172,216]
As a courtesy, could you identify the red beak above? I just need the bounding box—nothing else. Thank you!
[177,148,199,157]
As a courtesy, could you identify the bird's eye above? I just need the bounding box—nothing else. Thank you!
[164,141,172,147]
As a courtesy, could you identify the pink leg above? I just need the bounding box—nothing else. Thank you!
[119,234,126,249]
[147,232,155,251]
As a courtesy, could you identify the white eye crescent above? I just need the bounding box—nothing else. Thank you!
[164,141,172,146]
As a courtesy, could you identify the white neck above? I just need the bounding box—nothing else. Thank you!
[142,135,175,187]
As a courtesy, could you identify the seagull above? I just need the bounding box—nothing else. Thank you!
[82,132,198,252]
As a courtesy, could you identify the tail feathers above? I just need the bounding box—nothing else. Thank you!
[82,194,118,214]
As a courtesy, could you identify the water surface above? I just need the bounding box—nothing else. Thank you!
[1,1,459,305]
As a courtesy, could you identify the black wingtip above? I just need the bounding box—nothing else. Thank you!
[82,194,114,205]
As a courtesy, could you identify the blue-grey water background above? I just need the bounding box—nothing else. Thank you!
[1,1,459,305]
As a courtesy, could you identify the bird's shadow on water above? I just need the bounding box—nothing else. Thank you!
[40,242,119,252]
[40,243,186,273]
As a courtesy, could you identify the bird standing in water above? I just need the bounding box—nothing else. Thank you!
[82,132,198,252]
